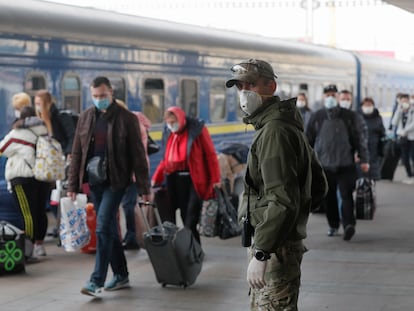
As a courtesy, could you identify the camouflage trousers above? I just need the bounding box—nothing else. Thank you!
[249,240,307,311]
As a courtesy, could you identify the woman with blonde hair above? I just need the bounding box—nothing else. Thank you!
[11,92,31,120]
[1,104,49,259]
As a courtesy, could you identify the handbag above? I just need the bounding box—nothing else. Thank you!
[199,198,219,237]
[86,156,107,186]
[147,133,160,155]
[59,194,90,252]
[355,178,376,220]
[216,187,242,240]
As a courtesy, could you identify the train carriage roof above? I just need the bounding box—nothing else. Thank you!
[0,0,356,69]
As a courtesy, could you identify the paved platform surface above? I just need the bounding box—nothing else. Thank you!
[1,166,413,311]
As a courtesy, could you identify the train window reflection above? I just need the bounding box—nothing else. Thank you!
[62,74,81,113]
[210,79,226,122]
[143,78,164,124]
[24,72,47,103]
[180,79,198,118]
[108,76,126,103]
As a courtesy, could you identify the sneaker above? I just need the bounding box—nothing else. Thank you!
[402,178,414,185]
[122,240,140,250]
[343,225,355,241]
[81,281,103,297]
[34,244,46,256]
[327,227,338,237]
[104,274,130,291]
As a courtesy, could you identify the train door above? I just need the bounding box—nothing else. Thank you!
[209,79,226,123]
[61,73,81,113]
[179,79,198,118]
[142,78,165,124]
[107,76,127,104]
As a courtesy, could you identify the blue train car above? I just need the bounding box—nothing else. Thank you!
[1,0,414,174]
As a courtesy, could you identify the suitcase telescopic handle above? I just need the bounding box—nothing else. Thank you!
[138,201,166,239]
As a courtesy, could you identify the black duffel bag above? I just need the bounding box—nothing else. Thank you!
[0,221,25,275]
[215,187,242,240]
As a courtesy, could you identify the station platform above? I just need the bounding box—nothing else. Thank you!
[1,165,413,311]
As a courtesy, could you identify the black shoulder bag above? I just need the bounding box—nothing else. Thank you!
[242,186,254,247]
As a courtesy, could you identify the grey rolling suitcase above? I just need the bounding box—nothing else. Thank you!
[138,202,204,288]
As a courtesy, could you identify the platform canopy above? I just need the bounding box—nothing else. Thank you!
[385,0,414,14]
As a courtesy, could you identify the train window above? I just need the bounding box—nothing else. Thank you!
[299,83,308,92]
[209,79,226,122]
[143,78,164,124]
[276,82,291,100]
[24,72,47,102]
[180,79,198,118]
[108,76,126,103]
[62,74,81,113]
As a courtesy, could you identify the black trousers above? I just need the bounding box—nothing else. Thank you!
[323,166,357,230]
[166,172,202,243]
[12,180,50,242]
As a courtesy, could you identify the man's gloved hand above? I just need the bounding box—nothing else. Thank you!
[247,257,267,289]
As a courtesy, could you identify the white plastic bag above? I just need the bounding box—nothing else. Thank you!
[59,194,90,252]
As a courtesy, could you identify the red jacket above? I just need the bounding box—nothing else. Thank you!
[152,107,220,200]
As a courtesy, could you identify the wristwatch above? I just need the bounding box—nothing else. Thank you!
[254,249,271,261]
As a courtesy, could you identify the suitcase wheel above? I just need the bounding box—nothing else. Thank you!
[162,283,167,288]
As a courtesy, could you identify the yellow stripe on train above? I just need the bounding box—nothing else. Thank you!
[149,123,255,140]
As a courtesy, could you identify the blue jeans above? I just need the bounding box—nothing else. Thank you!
[89,183,127,286]
[121,184,138,242]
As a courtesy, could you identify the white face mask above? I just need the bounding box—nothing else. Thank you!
[238,90,262,115]
[296,100,306,108]
[35,105,42,113]
[362,106,374,115]
[167,122,180,133]
[324,96,337,109]
[339,100,351,109]
[402,102,410,110]
[14,109,21,119]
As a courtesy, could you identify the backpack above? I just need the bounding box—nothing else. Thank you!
[30,131,65,182]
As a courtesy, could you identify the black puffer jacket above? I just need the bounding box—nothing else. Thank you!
[361,108,385,180]
[306,106,369,169]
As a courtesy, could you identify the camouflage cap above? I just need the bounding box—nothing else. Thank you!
[225,59,277,88]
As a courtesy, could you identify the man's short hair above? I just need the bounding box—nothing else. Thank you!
[91,76,112,89]
[340,89,352,95]
[323,84,338,93]
[225,59,277,88]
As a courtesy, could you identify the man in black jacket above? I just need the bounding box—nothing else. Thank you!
[306,84,369,241]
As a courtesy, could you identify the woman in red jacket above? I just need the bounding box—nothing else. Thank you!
[152,107,221,243]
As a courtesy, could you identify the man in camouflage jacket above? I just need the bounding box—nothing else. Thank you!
[226,59,327,311]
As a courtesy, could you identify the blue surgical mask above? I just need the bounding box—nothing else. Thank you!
[324,96,337,109]
[93,97,110,110]
[167,122,180,133]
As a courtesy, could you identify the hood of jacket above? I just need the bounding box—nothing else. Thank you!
[167,106,187,133]
[243,96,304,132]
